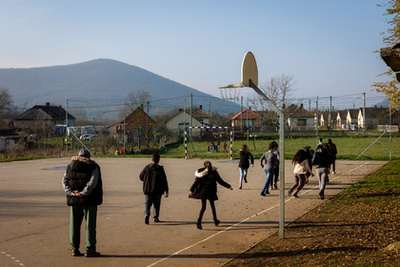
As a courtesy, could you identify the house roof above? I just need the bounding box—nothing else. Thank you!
[286,104,314,118]
[380,44,400,81]
[164,110,202,126]
[165,110,188,124]
[14,103,76,121]
[115,107,155,125]
[255,110,278,119]
[192,108,210,118]
[359,107,389,118]
[336,110,347,119]
[232,109,261,120]
[347,109,358,117]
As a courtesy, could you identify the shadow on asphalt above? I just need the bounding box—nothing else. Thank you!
[97,246,376,259]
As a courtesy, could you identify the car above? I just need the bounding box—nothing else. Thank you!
[79,134,96,140]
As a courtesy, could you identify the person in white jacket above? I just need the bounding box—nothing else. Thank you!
[288,149,314,198]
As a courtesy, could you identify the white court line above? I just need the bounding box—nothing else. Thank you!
[1,251,25,266]
[146,203,281,267]
[147,161,371,267]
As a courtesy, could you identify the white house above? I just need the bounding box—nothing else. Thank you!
[358,107,389,129]
[165,111,203,137]
[286,104,315,130]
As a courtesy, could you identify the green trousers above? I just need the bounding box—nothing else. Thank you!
[70,205,97,250]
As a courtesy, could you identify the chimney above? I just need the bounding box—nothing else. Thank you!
[199,105,202,110]
[46,102,50,106]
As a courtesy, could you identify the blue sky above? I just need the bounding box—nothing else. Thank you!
[0,0,392,99]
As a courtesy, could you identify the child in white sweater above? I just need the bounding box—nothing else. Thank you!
[288,149,314,197]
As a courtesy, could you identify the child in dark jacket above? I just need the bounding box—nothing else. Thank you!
[139,153,169,224]
[189,161,232,230]
[238,144,254,189]
[312,145,331,199]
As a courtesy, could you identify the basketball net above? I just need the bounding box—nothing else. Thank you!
[219,87,241,102]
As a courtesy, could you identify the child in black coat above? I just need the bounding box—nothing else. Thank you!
[189,161,232,229]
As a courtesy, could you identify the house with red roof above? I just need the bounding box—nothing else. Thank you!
[231,108,262,131]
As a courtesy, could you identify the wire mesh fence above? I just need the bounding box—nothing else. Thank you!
[63,92,399,160]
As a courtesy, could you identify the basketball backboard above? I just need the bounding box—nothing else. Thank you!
[241,51,258,87]
[219,51,258,90]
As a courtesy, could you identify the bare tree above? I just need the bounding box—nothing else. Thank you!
[278,74,296,110]
[249,74,296,128]
[127,90,151,112]
[0,88,13,114]
[256,74,296,110]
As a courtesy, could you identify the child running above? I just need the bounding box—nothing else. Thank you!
[189,161,232,230]
[238,144,254,189]
[288,149,314,198]
[260,142,278,196]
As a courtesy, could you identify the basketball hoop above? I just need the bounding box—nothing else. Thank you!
[219,87,241,102]
[219,51,258,102]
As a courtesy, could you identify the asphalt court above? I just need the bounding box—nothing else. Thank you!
[0,157,387,267]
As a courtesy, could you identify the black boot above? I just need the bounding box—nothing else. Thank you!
[196,221,202,230]
[319,190,325,200]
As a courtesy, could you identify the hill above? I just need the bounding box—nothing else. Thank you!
[0,58,238,113]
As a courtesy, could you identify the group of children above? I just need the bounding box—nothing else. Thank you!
[236,139,337,200]
[141,139,337,230]
[139,154,232,230]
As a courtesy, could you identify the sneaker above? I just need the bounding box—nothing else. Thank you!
[144,214,150,225]
[214,220,220,226]
[265,191,270,194]
[293,193,299,198]
[196,221,202,230]
[85,249,100,257]
[239,184,242,189]
[288,189,293,196]
[153,217,160,222]
[71,248,82,256]
[273,183,278,189]
[319,191,325,200]
[261,192,266,196]
[269,186,273,190]
[332,171,336,174]
[244,177,247,183]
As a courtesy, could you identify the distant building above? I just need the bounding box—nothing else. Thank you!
[285,104,315,130]
[192,105,211,126]
[358,107,389,129]
[335,109,358,129]
[109,106,155,142]
[13,102,76,129]
[165,110,203,138]
[231,109,262,131]
[164,106,214,139]
[335,110,347,129]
